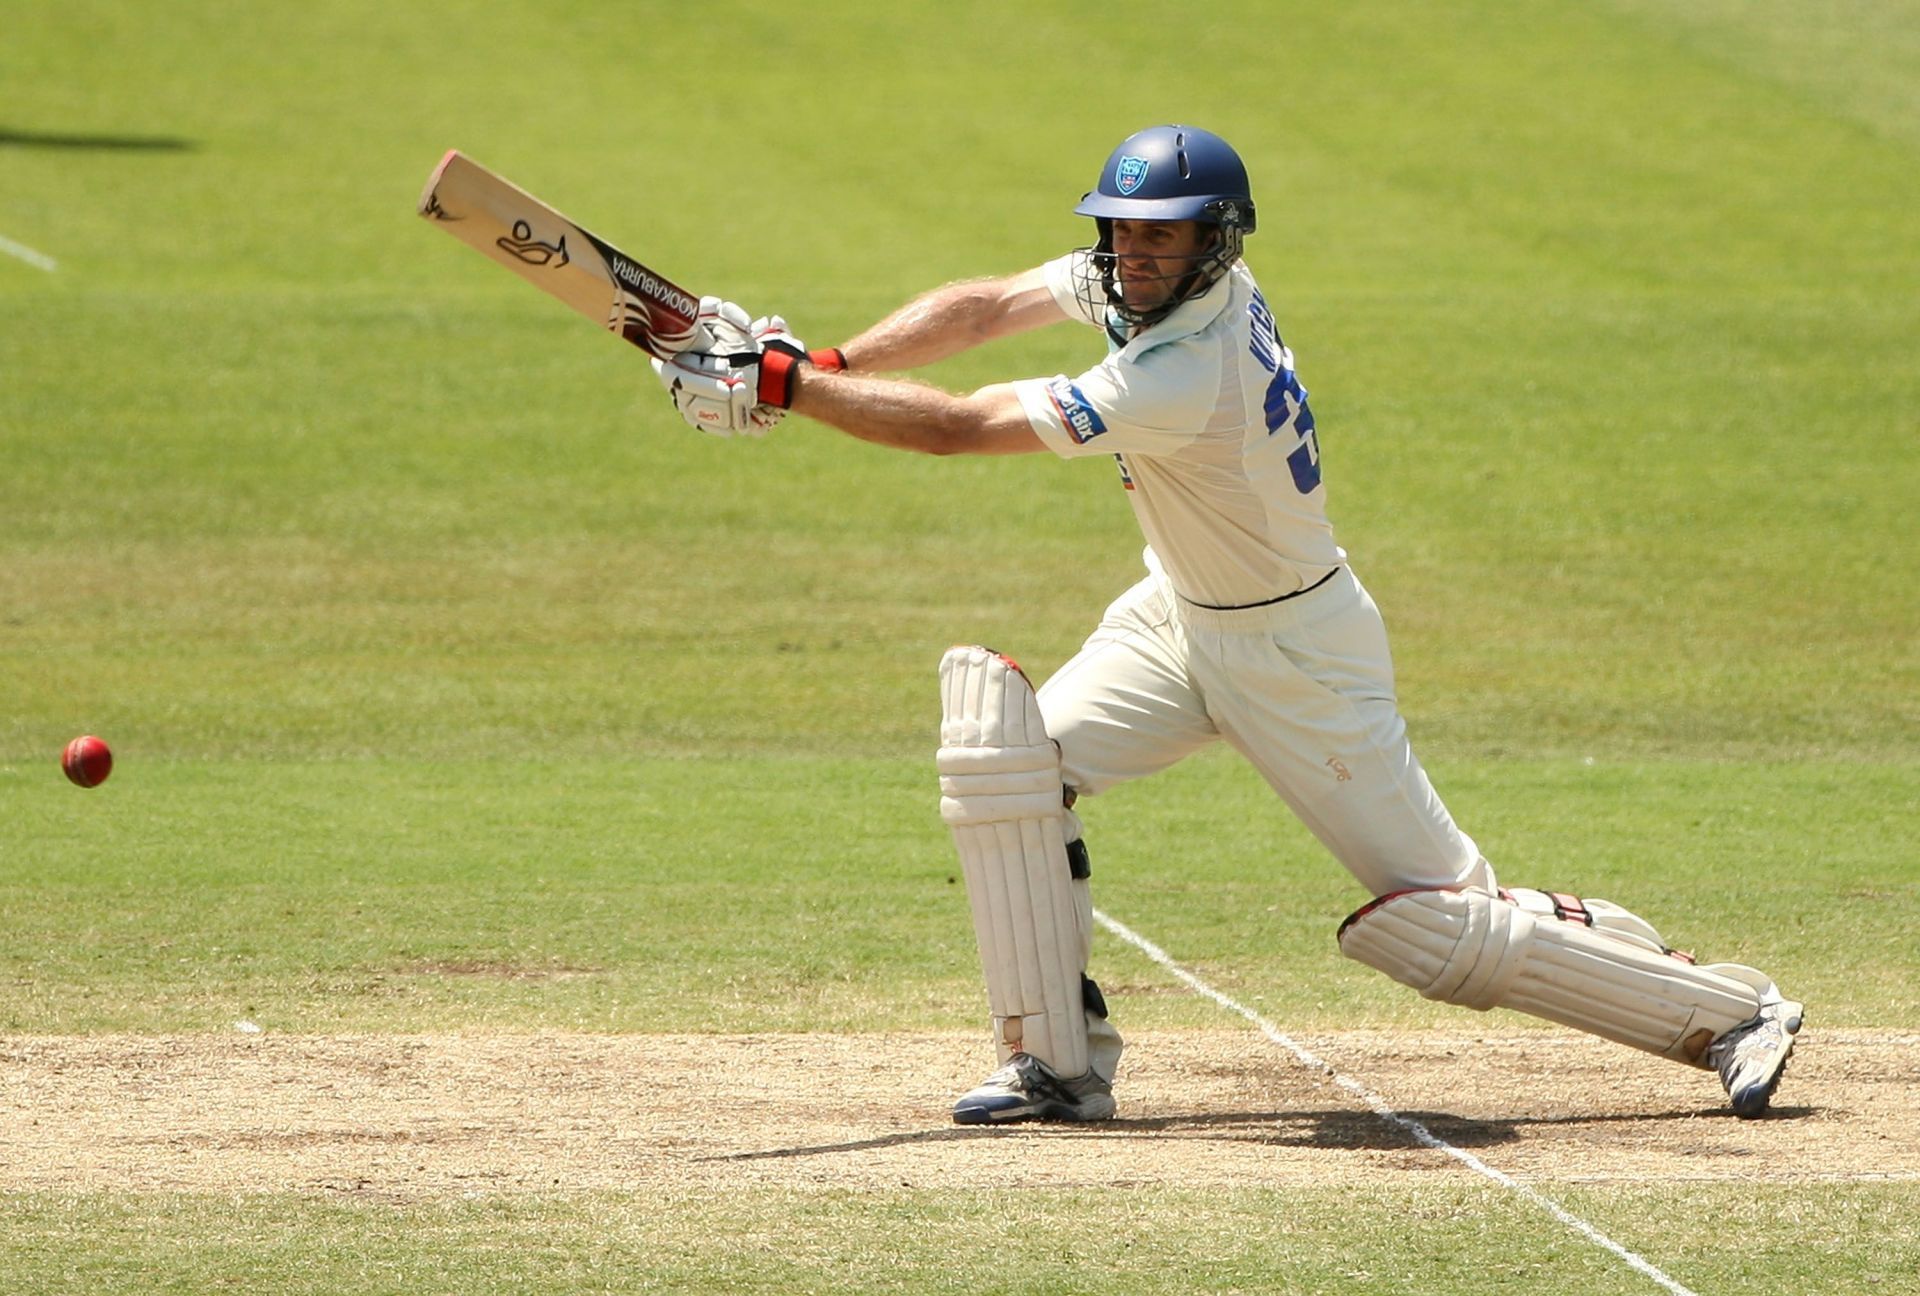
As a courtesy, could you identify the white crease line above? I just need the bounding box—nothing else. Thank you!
[0,234,58,272]
[1093,907,1704,1296]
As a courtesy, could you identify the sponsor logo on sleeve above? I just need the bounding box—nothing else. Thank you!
[1115,155,1150,195]
[1045,377,1109,443]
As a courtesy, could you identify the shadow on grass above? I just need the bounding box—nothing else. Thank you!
[0,127,197,151]
[701,1102,1814,1162]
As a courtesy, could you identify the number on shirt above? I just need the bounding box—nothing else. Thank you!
[1249,293,1322,494]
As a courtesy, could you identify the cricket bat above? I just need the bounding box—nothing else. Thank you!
[417,150,703,359]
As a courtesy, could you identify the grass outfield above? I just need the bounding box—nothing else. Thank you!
[3,1,1918,1293]
[3,757,1914,1034]
[8,1187,1915,1295]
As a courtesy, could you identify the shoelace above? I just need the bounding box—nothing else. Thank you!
[982,1054,1061,1094]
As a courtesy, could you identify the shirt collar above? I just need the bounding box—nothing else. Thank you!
[1111,263,1239,359]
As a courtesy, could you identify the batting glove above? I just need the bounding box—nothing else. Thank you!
[652,347,756,436]
[651,297,783,436]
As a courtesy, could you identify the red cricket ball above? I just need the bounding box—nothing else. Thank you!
[62,735,113,788]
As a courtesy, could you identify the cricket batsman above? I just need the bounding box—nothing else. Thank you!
[653,124,1804,1124]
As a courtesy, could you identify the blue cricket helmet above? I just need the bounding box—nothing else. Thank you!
[1074,124,1257,234]
[1071,125,1256,332]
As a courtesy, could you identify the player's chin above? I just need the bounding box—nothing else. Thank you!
[1117,279,1168,311]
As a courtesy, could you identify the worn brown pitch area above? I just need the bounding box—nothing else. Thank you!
[1,1030,1910,1198]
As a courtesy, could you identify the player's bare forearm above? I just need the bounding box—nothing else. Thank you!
[789,372,1044,456]
[837,268,1065,373]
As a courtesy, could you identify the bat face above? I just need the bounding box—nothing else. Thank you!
[418,150,702,359]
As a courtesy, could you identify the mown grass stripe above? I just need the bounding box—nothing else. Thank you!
[0,233,57,272]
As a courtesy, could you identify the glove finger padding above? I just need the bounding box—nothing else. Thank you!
[697,296,758,358]
[651,349,753,436]
[749,315,795,344]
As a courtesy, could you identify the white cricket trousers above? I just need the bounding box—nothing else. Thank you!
[1037,565,1493,898]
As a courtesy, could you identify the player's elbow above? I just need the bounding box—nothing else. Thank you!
[955,282,1014,343]
[921,415,982,456]
[907,395,1000,456]
[949,388,1040,455]
[958,269,1059,343]
[878,396,978,456]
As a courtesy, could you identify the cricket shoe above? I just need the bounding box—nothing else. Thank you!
[1707,1000,1804,1119]
[951,1052,1115,1125]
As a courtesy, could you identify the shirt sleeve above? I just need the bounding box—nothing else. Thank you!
[1013,339,1218,460]
[1041,250,1106,329]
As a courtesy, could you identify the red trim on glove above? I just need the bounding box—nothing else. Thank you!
[758,344,843,407]
[758,347,803,408]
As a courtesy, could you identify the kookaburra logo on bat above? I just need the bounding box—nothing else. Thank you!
[496,220,569,268]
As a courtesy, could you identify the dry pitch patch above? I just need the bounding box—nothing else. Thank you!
[2,1030,1912,1198]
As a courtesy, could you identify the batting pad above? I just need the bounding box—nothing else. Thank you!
[1338,887,1768,1067]
[938,645,1089,1079]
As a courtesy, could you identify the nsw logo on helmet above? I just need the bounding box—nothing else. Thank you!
[1114,156,1150,196]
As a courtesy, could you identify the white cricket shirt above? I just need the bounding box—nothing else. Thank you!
[1014,250,1344,608]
